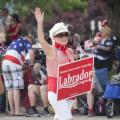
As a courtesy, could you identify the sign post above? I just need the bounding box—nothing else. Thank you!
[90,20,95,36]
[98,21,102,31]
[57,57,94,101]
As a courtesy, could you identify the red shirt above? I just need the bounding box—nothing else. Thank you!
[8,24,20,40]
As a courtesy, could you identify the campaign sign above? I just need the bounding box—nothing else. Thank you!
[57,57,94,101]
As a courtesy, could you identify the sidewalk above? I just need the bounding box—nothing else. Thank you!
[1,106,120,120]
[0,114,120,120]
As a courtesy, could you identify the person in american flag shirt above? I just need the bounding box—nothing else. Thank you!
[2,35,35,116]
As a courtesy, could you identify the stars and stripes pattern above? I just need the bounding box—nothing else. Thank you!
[4,37,32,65]
[8,38,32,55]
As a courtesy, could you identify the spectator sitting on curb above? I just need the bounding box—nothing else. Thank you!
[25,63,50,117]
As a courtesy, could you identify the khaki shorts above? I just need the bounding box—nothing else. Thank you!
[28,84,47,99]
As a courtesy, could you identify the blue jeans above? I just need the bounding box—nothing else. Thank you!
[115,48,120,60]
[0,93,6,113]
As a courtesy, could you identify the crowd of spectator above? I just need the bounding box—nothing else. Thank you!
[0,6,119,119]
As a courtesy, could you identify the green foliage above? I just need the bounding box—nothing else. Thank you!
[0,0,7,8]
[0,0,88,21]
[52,0,88,12]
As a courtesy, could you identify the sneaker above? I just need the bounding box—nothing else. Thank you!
[71,109,80,116]
[38,109,50,117]
[88,111,96,117]
[26,108,39,117]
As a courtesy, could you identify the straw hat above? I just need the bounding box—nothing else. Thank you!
[101,26,112,36]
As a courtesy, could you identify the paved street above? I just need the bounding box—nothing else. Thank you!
[0,106,120,120]
[0,114,120,120]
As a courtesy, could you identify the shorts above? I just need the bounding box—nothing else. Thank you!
[2,60,24,90]
[28,84,47,100]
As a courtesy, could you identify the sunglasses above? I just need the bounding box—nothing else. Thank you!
[54,32,69,38]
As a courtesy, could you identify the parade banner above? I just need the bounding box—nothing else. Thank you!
[57,57,94,101]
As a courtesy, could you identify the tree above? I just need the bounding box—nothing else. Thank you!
[0,0,88,34]
[105,0,120,44]
[87,0,120,44]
